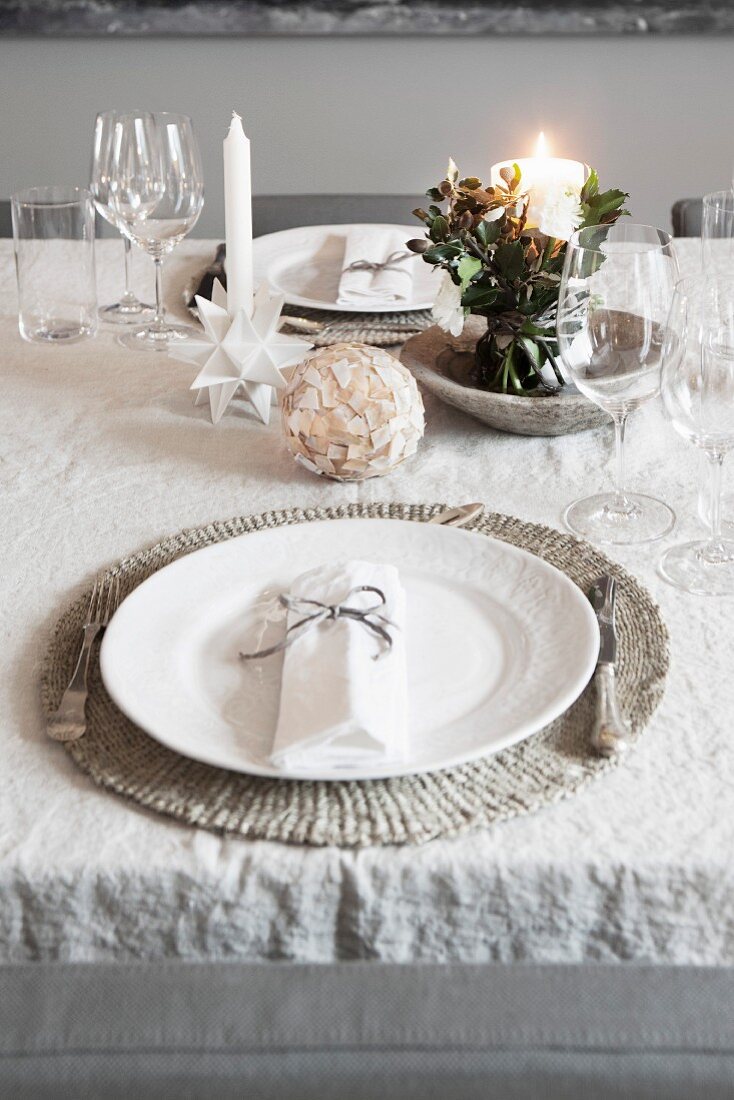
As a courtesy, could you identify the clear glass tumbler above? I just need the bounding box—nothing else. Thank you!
[702,189,734,276]
[12,186,97,344]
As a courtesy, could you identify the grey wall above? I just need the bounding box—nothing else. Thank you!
[0,35,730,236]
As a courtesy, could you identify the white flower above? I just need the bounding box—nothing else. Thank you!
[538,183,584,241]
[432,272,465,337]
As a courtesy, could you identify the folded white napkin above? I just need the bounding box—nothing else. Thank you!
[270,560,409,771]
[337,228,415,306]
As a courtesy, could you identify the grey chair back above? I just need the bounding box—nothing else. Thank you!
[0,195,425,239]
[672,198,703,237]
[252,194,423,237]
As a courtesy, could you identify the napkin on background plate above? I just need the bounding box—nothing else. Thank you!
[337,227,415,306]
[270,560,409,772]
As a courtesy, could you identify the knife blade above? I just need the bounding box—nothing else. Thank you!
[588,574,629,757]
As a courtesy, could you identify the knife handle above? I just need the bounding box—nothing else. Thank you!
[591,664,629,758]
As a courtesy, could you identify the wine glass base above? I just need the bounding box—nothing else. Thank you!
[563,492,676,546]
[99,300,156,325]
[660,540,734,595]
[117,322,197,352]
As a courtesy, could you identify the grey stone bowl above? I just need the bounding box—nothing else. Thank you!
[401,319,610,437]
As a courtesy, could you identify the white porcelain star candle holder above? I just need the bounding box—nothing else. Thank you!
[170,278,313,425]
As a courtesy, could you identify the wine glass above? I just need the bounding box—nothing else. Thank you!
[556,223,679,544]
[697,189,734,534]
[109,111,204,351]
[660,274,734,594]
[90,110,154,324]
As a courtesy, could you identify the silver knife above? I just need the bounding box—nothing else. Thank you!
[588,575,629,758]
[429,503,485,528]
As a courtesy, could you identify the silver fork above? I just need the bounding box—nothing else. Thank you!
[47,573,121,743]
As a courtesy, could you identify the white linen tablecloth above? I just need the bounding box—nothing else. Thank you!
[1,238,733,966]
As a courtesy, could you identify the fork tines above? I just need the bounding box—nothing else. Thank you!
[86,572,121,628]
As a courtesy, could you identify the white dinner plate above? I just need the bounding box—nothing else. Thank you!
[100,519,599,782]
[252,223,438,313]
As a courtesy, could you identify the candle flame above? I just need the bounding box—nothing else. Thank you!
[534,131,548,158]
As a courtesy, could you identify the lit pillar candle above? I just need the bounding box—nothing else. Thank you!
[490,132,587,228]
[223,111,253,318]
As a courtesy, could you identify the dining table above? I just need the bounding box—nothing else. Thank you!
[1,235,732,968]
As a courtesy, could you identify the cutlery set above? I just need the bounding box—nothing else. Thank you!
[588,575,629,757]
[47,573,121,743]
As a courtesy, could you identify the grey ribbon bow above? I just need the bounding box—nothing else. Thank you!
[342,250,412,275]
[239,585,395,662]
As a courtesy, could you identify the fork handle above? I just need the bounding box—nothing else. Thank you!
[47,623,100,742]
[591,664,629,758]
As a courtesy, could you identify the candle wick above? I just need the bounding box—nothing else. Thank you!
[231,110,242,122]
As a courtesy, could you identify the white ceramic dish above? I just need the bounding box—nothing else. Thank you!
[100,519,599,782]
[252,223,437,313]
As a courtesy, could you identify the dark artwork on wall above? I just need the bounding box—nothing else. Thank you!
[2,0,734,36]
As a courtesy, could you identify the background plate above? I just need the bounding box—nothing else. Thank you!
[253,223,437,313]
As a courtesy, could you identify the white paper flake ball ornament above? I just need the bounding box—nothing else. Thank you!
[281,343,425,481]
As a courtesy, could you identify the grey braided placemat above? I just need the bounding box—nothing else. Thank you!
[40,503,669,848]
[280,305,433,348]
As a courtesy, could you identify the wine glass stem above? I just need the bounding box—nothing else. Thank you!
[705,449,727,560]
[153,257,166,330]
[123,236,134,300]
[612,412,631,512]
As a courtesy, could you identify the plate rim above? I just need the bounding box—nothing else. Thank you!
[99,518,600,782]
[253,222,436,313]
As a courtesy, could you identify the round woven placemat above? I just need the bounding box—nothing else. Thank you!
[280,305,433,348]
[41,503,668,848]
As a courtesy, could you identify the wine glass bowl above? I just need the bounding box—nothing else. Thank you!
[109,111,204,351]
[660,274,734,594]
[140,115,203,248]
[90,110,154,324]
[108,113,164,238]
[556,223,679,544]
[573,307,667,412]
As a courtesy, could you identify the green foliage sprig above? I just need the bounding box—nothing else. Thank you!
[408,159,629,394]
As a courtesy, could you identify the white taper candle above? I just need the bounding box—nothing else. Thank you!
[223,111,253,318]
